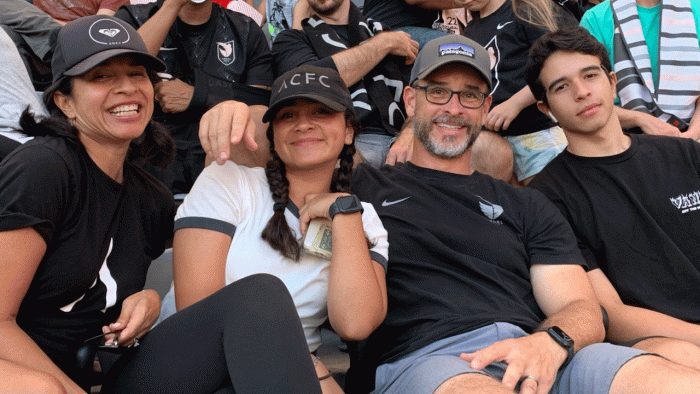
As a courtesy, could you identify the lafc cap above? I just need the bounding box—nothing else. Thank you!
[410,35,492,91]
[51,15,166,84]
[263,65,355,123]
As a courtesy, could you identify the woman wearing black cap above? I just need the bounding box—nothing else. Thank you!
[170,65,389,394]
[0,16,321,394]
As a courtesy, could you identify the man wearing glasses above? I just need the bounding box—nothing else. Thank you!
[349,35,700,394]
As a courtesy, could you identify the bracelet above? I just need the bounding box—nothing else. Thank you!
[313,355,320,366]
[318,372,333,381]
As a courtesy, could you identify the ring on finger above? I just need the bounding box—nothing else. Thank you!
[128,337,140,349]
[522,375,538,384]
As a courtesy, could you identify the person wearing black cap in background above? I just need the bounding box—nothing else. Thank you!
[170,64,389,394]
[0,15,321,394]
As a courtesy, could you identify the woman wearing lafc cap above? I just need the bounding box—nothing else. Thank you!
[170,64,389,394]
[0,15,321,394]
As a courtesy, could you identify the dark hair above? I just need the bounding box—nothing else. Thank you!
[24,70,174,168]
[261,109,360,260]
[526,26,612,105]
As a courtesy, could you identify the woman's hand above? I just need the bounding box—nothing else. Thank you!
[104,290,161,346]
[298,193,350,236]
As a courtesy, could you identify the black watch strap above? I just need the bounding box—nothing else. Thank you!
[539,326,575,367]
[328,195,363,219]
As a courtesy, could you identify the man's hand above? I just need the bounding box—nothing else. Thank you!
[103,290,161,347]
[620,109,681,137]
[459,331,568,394]
[155,79,195,113]
[199,101,258,165]
[385,121,414,165]
[376,31,419,65]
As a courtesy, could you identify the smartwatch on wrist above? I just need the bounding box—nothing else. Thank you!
[538,326,574,367]
[328,195,363,219]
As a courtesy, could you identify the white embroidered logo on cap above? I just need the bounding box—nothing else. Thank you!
[277,72,331,92]
[217,41,235,66]
[438,43,474,58]
[98,29,120,38]
[89,18,130,45]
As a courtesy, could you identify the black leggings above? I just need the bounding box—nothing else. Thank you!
[102,274,322,394]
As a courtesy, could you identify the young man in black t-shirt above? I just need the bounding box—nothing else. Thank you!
[527,27,700,369]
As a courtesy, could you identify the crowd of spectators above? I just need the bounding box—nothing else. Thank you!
[3,1,700,393]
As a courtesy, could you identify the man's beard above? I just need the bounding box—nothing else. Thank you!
[414,115,481,158]
[308,0,344,16]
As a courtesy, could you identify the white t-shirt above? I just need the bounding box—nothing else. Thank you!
[160,162,389,351]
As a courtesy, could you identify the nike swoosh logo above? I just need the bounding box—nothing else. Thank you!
[159,47,177,51]
[382,197,411,207]
[497,21,513,29]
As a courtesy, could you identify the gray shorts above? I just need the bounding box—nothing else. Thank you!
[373,322,648,394]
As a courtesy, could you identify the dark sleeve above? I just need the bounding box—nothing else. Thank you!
[149,180,175,260]
[241,20,274,88]
[522,188,588,270]
[0,144,71,243]
[527,176,597,271]
[113,3,157,28]
[271,29,338,78]
[113,5,138,26]
[189,69,271,109]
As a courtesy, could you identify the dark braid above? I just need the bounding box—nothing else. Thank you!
[331,111,360,193]
[262,123,301,260]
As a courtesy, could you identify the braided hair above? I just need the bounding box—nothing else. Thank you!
[261,110,359,260]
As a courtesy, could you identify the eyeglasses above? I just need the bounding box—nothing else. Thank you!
[413,85,488,109]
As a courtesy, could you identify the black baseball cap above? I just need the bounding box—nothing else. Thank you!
[410,35,492,91]
[263,65,355,123]
[51,15,165,84]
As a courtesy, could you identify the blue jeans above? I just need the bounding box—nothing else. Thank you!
[395,26,448,50]
[355,133,395,169]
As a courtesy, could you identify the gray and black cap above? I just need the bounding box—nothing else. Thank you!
[263,65,355,123]
[409,35,492,91]
[50,15,165,84]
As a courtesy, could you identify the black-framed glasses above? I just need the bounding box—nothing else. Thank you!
[414,85,488,109]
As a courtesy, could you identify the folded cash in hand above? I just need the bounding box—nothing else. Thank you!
[302,219,333,260]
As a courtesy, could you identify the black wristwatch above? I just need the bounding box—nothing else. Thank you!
[328,195,363,219]
[539,326,574,367]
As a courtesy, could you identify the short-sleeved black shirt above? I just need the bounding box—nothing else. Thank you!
[530,134,700,323]
[352,162,585,365]
[0,136,174,383]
